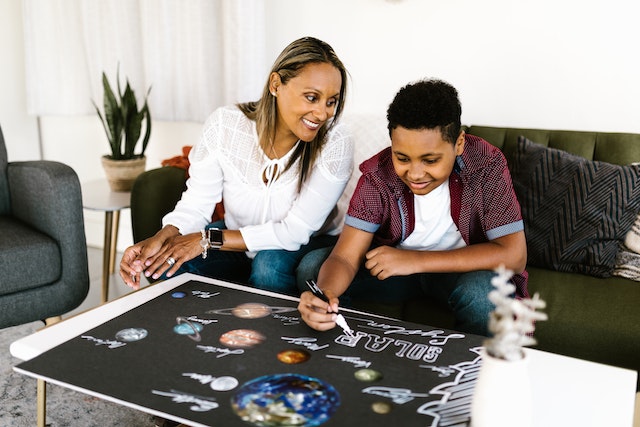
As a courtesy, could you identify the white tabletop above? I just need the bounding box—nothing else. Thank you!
[10,273,638,427]
[81,179,131,212]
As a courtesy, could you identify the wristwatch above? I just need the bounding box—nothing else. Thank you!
[207,228,224,249]
[199,228,224,259]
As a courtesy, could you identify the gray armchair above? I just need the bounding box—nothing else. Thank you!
[0,125,89,329]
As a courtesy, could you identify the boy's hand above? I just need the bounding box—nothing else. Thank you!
[298,291,339,332]
[365,246,415,279]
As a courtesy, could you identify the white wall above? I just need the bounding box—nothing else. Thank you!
[3,0,640,252]
[0,0,40,160]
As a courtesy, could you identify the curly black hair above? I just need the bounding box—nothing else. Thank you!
[386,78,461,144]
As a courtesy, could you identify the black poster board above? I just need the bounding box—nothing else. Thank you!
[16,280,484,426]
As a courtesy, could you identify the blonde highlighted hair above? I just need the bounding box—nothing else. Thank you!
[238,37,348,191]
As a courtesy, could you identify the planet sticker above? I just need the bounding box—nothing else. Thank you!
[231,373,340,426]
[219,329,266,349]
[231,302,272,319]
[371,401,392,414]
[115,328,148,342]
[277,349,310,364]
[354,368,383,382]
[207,305,297,317]
[210,376,239,392]
[174,320,203,336]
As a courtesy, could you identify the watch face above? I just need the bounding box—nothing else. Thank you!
[208,229,224,246]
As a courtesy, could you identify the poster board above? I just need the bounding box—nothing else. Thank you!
[16,279,484,426]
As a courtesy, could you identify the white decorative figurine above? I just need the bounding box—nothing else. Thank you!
[484,264,548,361]
[471,264,547,427]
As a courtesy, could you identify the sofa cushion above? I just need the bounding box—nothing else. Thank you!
[509,136,640,277]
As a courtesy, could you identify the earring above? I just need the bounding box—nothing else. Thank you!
[271,91,276,96]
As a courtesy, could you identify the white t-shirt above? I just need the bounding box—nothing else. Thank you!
[399,179,466,251]
[163,105,354,255]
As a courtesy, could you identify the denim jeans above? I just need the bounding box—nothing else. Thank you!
[296,246,496,336]
[295,246,424,303]
[419,270,497,336]
[172,221,338,296]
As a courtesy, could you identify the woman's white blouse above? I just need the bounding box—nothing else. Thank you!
[162,105,354,255]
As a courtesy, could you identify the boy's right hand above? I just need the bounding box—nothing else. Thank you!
[298,291,340,332]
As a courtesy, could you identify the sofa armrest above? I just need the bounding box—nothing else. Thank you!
[7,160,89,300]
[131,166,187,243]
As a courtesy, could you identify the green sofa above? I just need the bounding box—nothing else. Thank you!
[130,119,640,388]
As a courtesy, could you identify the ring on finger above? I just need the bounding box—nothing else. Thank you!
[167,257,176,266]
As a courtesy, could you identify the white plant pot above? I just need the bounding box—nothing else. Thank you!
[471,349,533,427]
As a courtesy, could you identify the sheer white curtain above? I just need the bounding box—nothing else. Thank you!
[23,0,266,122]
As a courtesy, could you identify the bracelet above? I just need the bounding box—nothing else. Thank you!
[199,229,210,259]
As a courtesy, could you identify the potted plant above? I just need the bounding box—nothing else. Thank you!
[471,265,547,427]
[93,68,152,192]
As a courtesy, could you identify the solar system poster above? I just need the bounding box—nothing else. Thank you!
[16,279,485,427]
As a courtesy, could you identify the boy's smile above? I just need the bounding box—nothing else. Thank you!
[390,126,465,196]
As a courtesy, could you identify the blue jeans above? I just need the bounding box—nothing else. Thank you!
[418,271,497,336]
[296,246,423,303]
[173,221,338,296]
[296,246,496,336]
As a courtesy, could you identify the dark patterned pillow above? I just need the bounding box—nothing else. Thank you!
[509,136,640,277]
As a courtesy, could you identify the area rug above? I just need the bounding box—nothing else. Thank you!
[0,321,156,427]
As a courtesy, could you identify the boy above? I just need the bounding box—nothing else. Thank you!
[298,78,528,336]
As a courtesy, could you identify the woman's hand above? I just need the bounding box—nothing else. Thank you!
[142,232,203,281]
[119,225,180,289]
[297,290,340,332]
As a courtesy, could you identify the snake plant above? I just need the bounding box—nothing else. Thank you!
[93,69,151,160]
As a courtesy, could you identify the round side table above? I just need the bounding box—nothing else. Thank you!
[82,179,131,304]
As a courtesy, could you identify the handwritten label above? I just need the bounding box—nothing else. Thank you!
[281,336,329,351]
[358,320,465,345]
[80,335,126,349]
[362,386,429,404]
[152,389,218,412]
[196,345,244,358]
[186,316,217,325]
[272,314,300,326]
[420,365,456,377]
[192,290,220,299]
[326,355,372,368]
[334,332,444,363]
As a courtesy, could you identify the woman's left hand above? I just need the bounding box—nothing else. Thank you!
[144,233,203,280]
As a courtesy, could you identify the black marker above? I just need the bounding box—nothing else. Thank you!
[305,280,354,336]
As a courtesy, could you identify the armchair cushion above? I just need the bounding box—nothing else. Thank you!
[0,217,61,294]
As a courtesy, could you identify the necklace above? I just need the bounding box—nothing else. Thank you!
[269,140,279,159]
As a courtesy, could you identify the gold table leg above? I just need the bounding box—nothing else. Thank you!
[109,210,120,274]
[102,210,121,304]
[37,379,46,427]
[102,211,114,304]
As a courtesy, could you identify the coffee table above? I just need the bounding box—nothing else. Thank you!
[11,273,638,427]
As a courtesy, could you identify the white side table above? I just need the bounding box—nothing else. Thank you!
[81,179,131,304]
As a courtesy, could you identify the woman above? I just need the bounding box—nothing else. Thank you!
[120,37,353,296]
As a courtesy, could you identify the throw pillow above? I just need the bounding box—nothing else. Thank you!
[509,136,640,277]
[613,213,640,281]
